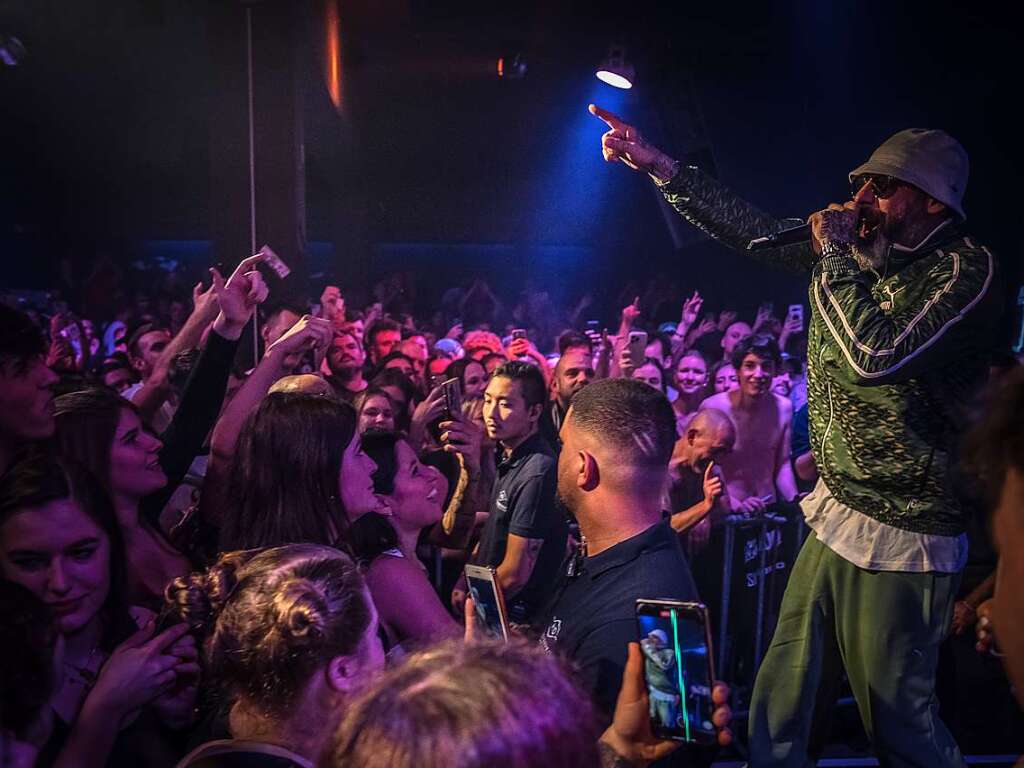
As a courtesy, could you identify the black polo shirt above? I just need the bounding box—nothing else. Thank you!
[536,519,698,719]
[475,431,567,623]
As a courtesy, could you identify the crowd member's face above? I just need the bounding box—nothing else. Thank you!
[339,430,380,519]
[993,468,1024,705]
[675,355,707,396]
[0,356,58,443]
[358,394,395,434]
[554,347,594,408]
[0,498,110,636]
[644,340,669,368]
[461,361,488,400]
[328,333,365,374]
[483,376,537,445]
[384,357,414,380]
[262,309,302,349]
[379,386,408,420]
[399,340,427,381]
[772,372,792,398]
[389,441,447,529]
[102,366,136,395]
[684,425,733,474]
[406,335,429,360]
[371,330,402,363]
[737,352,775,398]
[108,408,166,501]
[720,322,752,359]
[341,319,365,346]
[632,362,663,392]
[132,329,171,375]
[714,364,739,394]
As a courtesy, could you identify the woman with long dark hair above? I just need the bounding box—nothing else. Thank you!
[0,448,198,766]
[218,393,384,552]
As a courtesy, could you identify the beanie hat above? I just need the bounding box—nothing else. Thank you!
[849,128,968,220]
[433,338,463,358]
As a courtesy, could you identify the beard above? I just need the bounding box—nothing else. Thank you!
[852,208,890,271]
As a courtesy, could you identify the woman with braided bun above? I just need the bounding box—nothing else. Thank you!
[169,544,385,768]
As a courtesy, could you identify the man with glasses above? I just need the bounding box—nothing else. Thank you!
[589,109,1000,767]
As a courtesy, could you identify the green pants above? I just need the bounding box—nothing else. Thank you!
[748,532,964,768]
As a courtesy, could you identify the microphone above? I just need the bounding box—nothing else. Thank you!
[747,223,810,251]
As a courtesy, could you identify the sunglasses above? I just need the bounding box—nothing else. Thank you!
[850,174,904,199]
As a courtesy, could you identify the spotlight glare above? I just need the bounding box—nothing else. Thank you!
[596,69,632,89]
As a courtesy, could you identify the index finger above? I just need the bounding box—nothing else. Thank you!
[232,253,265,277]
[704,460,715,480]
[588,103,626,131]
[144,622,192,653]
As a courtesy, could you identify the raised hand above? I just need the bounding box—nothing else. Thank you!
[753,303,776,333]
[717,310,738,332]
[589,105,678,182]
[320,285,344,323]
[692,316,717,339]
[266,315,333,370]
[190,281,220,323]
[621,296,642,329]
[210,253,270,338]
[681,291,703,328]
[439,412,484,477]
[600,642,732,765]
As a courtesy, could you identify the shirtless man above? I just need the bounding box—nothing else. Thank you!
[700,334,797,513]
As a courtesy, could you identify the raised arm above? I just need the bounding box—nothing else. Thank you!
[589,103,814,273]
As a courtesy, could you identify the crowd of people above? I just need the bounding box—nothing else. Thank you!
[1,111,1022,768]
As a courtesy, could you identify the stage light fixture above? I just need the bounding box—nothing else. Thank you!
[595,45,633,89]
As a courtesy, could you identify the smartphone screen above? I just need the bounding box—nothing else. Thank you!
[441,377,462,421]
[464,565,509,641]
[635,600,716,743]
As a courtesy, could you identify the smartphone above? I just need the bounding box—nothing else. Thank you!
[635,599,717,743]
[511,328,528,341]
[441,377,463,421]
[259,244,291,279]
[464,564,510,641]
[628,330,648,365]
[787,304,804,331]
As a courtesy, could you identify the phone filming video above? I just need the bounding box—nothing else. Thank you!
[636,600,716,743]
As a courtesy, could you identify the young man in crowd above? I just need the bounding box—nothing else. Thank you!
[0,305,59,473]
[700,334,797,514]
[399,337,428,392]
[594,104,999,766]
[455,361,568,624]
[537,378,698,718]
[325,330,368,403]
[260,303,303,351]
[365,318,403,365]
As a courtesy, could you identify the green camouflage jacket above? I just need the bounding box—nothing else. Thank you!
[660,165,1001,536]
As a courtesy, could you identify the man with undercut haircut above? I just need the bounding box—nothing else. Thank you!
[537,378,698,718]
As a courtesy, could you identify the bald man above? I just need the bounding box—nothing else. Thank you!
[268,374,335,398]
[667,408,735,536]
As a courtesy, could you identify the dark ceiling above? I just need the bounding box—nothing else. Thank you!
[1,1,1020,323]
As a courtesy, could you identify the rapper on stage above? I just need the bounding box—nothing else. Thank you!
[590,105,1001,767]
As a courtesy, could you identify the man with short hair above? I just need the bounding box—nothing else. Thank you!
[594,106,999,766]
[549,341,595,437]
[700,334,797,514]
[366,318,402,365]
[126,322,172,380]
[462,361,567,624]
[326,330,368,403]
[0,306,58,473]
[399,337,427,391]
[260,303,304,351]
[537,378,698,716]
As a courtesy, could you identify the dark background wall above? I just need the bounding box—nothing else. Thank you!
[1,1,1019,330]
